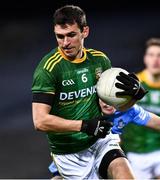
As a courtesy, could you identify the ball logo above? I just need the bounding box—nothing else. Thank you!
[62,79,75,86]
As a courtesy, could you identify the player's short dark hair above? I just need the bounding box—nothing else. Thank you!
[145,38,160,49]
[53,5,87,31]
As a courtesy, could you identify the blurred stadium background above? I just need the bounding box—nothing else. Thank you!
[0,0,160,178]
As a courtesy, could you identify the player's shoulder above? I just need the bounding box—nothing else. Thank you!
[86,48,111,68]
[42,48,59,60]
[127,104,143,117]
[136,70,146,82]
[36,48,62,73]
[86,48,108,59]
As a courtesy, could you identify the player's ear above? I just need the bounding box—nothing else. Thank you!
[82,26,89,38]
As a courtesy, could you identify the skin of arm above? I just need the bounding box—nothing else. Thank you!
[32,102,82,132]
[146,112,160,131]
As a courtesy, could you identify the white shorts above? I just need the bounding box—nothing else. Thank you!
[127,150,160,179]
[52,133,121,179]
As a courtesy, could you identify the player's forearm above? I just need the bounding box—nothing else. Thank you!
[146,112,160,131]
[36,114,82,132]
[32,102,82,132]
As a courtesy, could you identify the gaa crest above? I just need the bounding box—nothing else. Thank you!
[95,67,102,80]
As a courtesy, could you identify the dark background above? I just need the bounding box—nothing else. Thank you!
[1,0,160,178]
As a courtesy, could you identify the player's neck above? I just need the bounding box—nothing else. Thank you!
[75,49,84,59]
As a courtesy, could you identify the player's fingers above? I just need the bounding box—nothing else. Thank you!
[116,91,131,97]
[119,72,131,81]
[115,82,129,90]
[119,72,139,85]
[128,73,139,81]
[116,75,132,86]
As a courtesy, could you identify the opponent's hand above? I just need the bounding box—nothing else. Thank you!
[115,72,148,100]
[81,116,113,138]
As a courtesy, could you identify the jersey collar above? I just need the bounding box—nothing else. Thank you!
[138,70,160,88]
[58,47,87,63]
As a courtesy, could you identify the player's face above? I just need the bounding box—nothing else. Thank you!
[144,45,160,75]
[99,99,116,115]
[54,23,89,60]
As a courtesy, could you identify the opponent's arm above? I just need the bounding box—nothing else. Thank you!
[146,112,160,131]
[129,105,160,131]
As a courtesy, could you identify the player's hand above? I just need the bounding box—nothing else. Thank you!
[115,72,148,100]
[81,116,113,138]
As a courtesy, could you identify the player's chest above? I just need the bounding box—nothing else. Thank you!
[140,89,160,105]
[57,62,103,91]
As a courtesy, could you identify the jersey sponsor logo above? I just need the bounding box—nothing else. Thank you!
[76,68,89,74]
[60,85,96,100]
[62,79,75,86]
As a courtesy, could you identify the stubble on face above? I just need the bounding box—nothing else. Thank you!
[54,23,84,60]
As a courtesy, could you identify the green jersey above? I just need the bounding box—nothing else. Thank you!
[122,70,160,153]
[32,47,111,154]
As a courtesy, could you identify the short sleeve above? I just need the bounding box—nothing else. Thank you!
[102,55,112,71]
[32,68,56,94]
[131,104,151,125]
